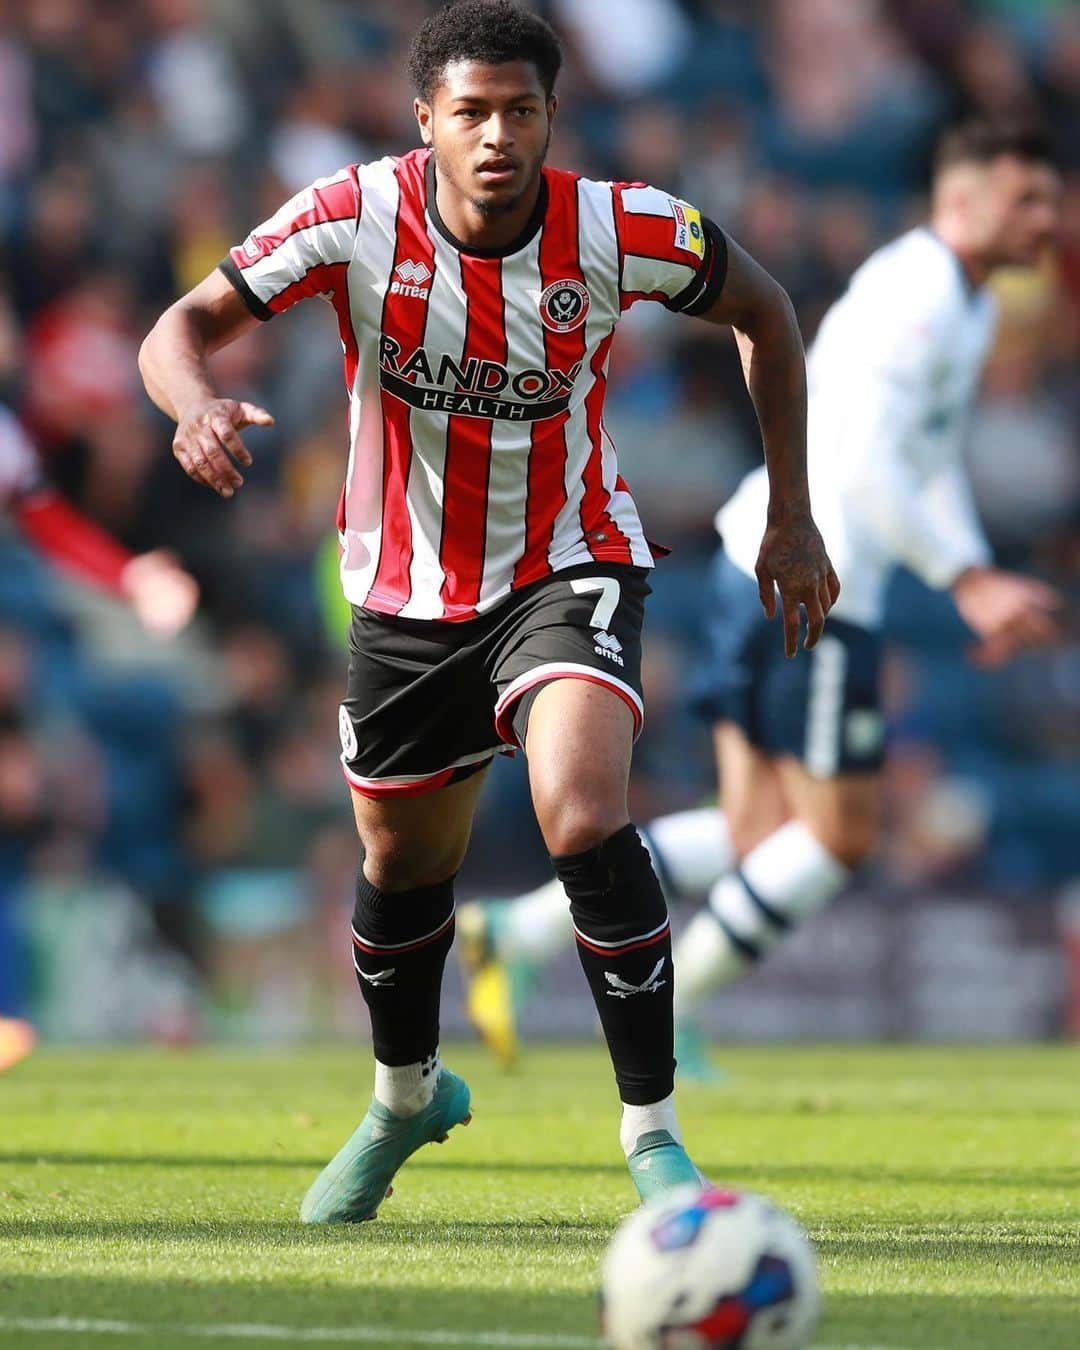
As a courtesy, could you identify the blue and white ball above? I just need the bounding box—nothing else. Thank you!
[601,1185,820,1349]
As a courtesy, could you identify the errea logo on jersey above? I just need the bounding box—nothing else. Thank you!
[671,201,706,260]
[391,259,432,298]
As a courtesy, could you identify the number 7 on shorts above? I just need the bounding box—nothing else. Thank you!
[571,576,621,630]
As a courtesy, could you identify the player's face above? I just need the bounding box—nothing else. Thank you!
[416,59,556,217]
[977,156,1062,267]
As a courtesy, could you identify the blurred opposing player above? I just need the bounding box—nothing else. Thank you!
[460,119,1064,1075]
[0,403,199,1069]
[139,0,837,1218]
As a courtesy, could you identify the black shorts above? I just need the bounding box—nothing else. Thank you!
[339,563,650,798]
[688,548,886,777]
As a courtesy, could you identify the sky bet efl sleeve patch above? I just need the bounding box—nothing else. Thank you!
[670,201,706,260]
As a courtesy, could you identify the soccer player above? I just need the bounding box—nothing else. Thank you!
[138,0,837,1220]
[0,402,199,1071]
[459,119,1064,1078]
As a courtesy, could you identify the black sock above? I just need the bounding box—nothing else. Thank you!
[553,824,674,1106]
[351,870,455,1066]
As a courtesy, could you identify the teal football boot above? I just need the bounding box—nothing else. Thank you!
[626,1129,706,1203]
[300,1068,472,1224]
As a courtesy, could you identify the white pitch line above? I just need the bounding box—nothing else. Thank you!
[0,1318,917,1350]
[0,1318,601,1348]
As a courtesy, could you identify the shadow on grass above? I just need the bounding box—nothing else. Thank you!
[4,1216,1076,1260]
[1,1151,1076,1192]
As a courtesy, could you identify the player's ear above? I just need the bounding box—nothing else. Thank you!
[415,98,433,146]
[547,94,558,127]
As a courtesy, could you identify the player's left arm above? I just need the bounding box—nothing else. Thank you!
[698,236,840,657]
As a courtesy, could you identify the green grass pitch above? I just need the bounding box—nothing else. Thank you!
[1,1044,1077,1348]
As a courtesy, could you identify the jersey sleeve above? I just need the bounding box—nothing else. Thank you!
[829,306,992,589]
[219,166,362,320]
[613,184,727,315]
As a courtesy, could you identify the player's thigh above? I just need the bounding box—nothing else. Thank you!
[712,720,789,859]
[772,759,882,867]
[524,678,636,854]
[350,766,490,891]
[489,562,648,854]
[339,606,506,888]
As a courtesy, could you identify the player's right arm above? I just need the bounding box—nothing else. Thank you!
[138,271,273,500]
[140,165,362,498]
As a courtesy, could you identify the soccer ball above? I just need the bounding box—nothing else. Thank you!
[600,1185,821,1349]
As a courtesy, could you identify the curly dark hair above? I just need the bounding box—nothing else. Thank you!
[408,0,563,101]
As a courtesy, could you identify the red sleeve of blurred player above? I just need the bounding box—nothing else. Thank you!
[12,489,132,594]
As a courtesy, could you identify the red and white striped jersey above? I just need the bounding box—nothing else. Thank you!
[222,148,726,621]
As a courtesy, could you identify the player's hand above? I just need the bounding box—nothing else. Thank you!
[121,550,200,636]
[172,398,274,498]
[755,506,841,659]
[951,566,1063,668]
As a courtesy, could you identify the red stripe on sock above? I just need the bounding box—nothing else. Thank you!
[573,922,671,959]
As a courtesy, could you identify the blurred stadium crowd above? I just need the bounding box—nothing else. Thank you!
[0,0,1077,1039]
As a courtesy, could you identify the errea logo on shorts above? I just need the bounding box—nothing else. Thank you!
[594,631,624,667]
[391,259,432,298]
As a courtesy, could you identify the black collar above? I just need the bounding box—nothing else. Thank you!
[425,152,548,258]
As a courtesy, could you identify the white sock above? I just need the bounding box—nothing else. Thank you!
[620,1092,683,1158]
[495,810,732,965]
[672,908,749,1018]
[496,878,572,963]
[374,1049,440,1117]
[675,821,850,1015]
[641,807,733,900]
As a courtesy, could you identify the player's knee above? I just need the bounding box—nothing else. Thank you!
[808,817,878,870]
[726,804,786,860]
[359,837,462,892]
[534,787,628,858]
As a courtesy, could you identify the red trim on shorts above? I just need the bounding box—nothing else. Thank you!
[341,747,502,800]
[342,763,457,800]
[493,663,644,748]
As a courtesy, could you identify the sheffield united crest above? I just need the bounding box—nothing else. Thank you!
[539,279,590,333]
